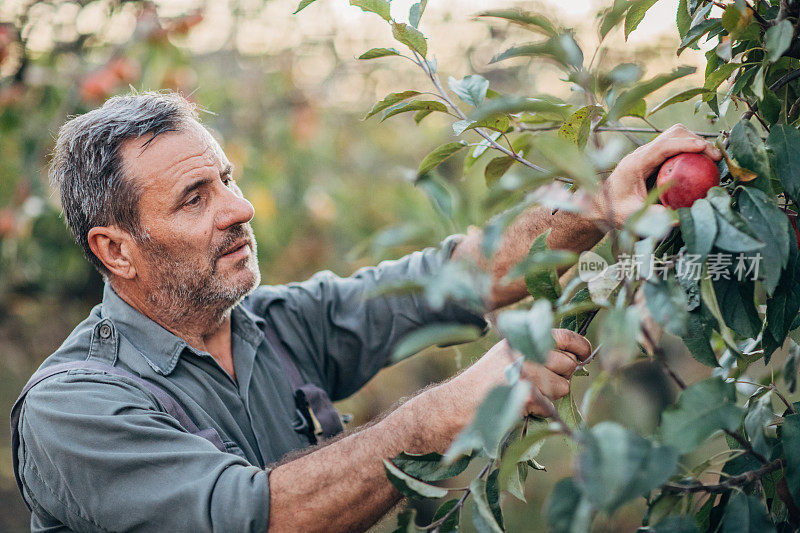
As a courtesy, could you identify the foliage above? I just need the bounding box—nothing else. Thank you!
[291,0,800,531]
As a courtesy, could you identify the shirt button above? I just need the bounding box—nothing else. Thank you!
[98,324,112,339]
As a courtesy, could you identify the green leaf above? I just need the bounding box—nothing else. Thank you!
[413,109,434,124]
[364,91,421,119]
[392,323,483,362]
[676,0,692,39]
[530,133,598,186]
[392,22,427,57]
[546,478,594,533]
[448,74,490,108]
[431,499,460,533]
[498,425,556,498]
[738,187,791,294]
[577,422,679,513]
[706,188,764,253]
[782,413,800,505]
[624,0,658,40]
[719,492,776,533]
[358,47,402,60]
[598,306,640,371]
[471,97,571,122]
[497,300,555,364]
[350,0,391,22]
[293,0,318,14]
[415,175,454,221]
[470,476,504,533]
[678,198,717,260]
[766,19,794,63]
[554,393,583,438]
[453,114,510,136]
[607,66,696,122]
[559,105,603,149]
[559,287,593,331]
[728,119,773,193]
[393,508,421,533]
[678,19,721,55]
[381,100,447,122]
[649,88,712,115]
[486,470,504,529]
[390,452,472,482]
[765,237,800,361]
[659,377,744,454]
[444,382,531,462]
[744,393,774,459]
[653,515,698,532]
[681,310,719,367]
[767,124,800,203]
[409,0,426,29]
[383,460,449,499]
[490,34,583,69]
[644,276,689,336]
[483,156,515,186]
[712,276,761,339]
[477,10,558,36]
[417,141,468,176]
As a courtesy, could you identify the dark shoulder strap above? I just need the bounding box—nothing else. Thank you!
[261,326,344,441]
[10,360,226,509]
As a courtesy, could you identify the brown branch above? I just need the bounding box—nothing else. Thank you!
[663,459,784,494]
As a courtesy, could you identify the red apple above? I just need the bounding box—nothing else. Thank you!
[656,152,720,209]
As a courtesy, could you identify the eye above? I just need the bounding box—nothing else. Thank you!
[185,195,201,207]
[222,175,234,186]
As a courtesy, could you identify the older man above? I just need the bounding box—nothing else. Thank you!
[11,91,720,532]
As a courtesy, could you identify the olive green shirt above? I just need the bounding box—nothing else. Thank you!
[15,236,486,532]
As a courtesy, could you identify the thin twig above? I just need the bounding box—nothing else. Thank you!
[518,124,722,138]
[427,461,493,532]
[663,459,784,494]
[772,384,797,414]
[409,51,573,183]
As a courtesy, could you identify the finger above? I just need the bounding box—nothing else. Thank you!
[524,384,556,418]
[551,328,592,362]
[522,365,570,399]
[542,350,579,377]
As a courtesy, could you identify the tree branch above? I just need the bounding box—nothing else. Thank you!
[518,124,721,138]
[663,459,784,494]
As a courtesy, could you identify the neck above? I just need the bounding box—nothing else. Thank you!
[110,278,234,361]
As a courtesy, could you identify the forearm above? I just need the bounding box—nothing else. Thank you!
[453,206,606,309]
[267,383,468,533]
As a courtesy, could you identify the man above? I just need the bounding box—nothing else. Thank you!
[12,91,721,532]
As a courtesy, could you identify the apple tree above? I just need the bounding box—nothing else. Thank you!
[294,0,800,531]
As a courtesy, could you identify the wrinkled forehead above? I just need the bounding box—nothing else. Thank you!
[119,121,227,189]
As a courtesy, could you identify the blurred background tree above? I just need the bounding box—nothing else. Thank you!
[0,0,718,531]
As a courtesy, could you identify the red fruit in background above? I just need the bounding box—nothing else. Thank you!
[0,25,15,65]
[656,153,720,209]
[107,57,139,84]
[80,69,118,103]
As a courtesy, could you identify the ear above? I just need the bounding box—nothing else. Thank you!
[87,226,138,279]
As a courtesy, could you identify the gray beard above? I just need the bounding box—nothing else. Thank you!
[140,224,261,333]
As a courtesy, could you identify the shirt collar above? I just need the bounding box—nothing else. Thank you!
[100,283,266,375]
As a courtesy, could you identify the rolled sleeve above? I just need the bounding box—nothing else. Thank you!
[248,235,488,400]
[17,372,270,533]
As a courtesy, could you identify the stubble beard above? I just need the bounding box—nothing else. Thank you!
[140,223,261,332]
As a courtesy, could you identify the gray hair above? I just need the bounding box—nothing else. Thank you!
[49,90,201,275]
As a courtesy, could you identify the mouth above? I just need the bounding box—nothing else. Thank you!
[219,239,250,260]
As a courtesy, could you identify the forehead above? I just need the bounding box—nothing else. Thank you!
[119,121,227,192]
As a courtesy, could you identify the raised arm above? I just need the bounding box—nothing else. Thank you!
[452,124,723,310]
[268,331,591,532]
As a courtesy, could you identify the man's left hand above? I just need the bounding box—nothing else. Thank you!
[586,123,722,228]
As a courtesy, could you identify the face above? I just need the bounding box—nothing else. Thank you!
[119,121,260,319]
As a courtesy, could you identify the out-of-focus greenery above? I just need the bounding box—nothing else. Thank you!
[0,1,727,531]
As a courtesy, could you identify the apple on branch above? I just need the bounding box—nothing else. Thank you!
[656,153,720,209]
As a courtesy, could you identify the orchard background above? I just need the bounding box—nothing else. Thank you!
[0,0,794,531]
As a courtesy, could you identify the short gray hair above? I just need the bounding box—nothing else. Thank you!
[50,90,200,275]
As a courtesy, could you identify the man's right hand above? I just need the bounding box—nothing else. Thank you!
[446,330,592,425]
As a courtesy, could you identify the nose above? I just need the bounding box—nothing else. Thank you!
[216,184,255,230]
